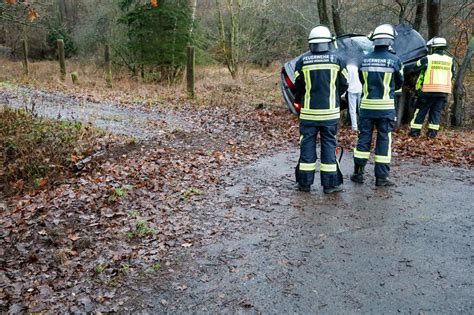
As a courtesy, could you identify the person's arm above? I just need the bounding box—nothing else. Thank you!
[394,59,404,91]
[338,59,349,95]
[451,59,455,79]
[358,65,365,91]
[294,58,305,104]
[415,56,428,73]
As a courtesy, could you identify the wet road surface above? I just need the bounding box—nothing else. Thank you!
[130,150,473,313]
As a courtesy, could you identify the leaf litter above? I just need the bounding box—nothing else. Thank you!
[1,91,472,311]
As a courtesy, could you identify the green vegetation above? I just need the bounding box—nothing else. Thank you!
[95,264,106,274]
[0,107,105,193]
[117,0,192,82]
[181,187,203,199]
[108,184,134,203]
[121,263,130,273]
[135,219,156,236]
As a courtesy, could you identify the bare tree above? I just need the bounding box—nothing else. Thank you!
[331,0,344,36]
[426,0,441,38]
[395,0,410,24]
[188,0,197,42]
[317,0,330,26]
[413,0,425,31]
[216,0,242,79]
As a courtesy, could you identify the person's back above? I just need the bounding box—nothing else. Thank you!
[416,50,454,95]
[351,24,404,187]
[293,25,348,194]
[295,50,347,123]
[410,37,454,139]
[359,46,404,119]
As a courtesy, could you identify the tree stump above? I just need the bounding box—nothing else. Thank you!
[71,72,79,85]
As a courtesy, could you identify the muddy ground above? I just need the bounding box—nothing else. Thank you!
[123,151,473,313]
[1,86,473,313]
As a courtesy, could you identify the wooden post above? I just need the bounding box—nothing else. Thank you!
[21,39,29,76]
[57,39,66,81]
[186,45,195,99]
[104,44,113,88]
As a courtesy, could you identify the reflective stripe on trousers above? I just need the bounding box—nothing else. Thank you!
[297,121,340,187]
[410,93,447,131]
[354,117,394,179]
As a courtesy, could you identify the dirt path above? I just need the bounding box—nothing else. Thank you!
[124,150,474,313]
[0,85,193,139]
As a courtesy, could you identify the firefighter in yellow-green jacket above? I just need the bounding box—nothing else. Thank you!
[410,37,455,139]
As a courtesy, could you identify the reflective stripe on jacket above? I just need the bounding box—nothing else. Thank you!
[416,54,454,94]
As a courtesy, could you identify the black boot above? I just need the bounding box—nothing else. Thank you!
[376,177,395,187]
[323,185,343,194]
[409,129,421,138]
[350,164,364,183]
[427,129,438,139]
[298,184,311,192]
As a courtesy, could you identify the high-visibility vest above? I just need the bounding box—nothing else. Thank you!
[417,54,453,94]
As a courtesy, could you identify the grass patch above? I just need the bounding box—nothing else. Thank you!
[0,106,110,194]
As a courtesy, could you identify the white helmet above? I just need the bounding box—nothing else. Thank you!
[308,25,333,44]
[370,24,396,46]
[427,37,447,48]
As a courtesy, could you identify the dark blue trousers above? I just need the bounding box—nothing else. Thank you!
[410,92,447,134]
[354,117,394,179]
[296,121,339,187]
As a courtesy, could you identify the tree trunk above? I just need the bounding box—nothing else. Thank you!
[317,0,330,26]
[58,0,66,25]
[395,0,407,24]
[413,0,425,31]
[426,0,441,39]
[228,0,241,79]
[396,91,407,128]
[451,37,474,127]
[331,0,344,36]
[188,0,197,44]
[216,0,240,79]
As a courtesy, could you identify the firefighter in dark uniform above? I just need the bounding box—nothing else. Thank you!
[410,37,455,139]
[351,24,404,187]
[294,25,349,194]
